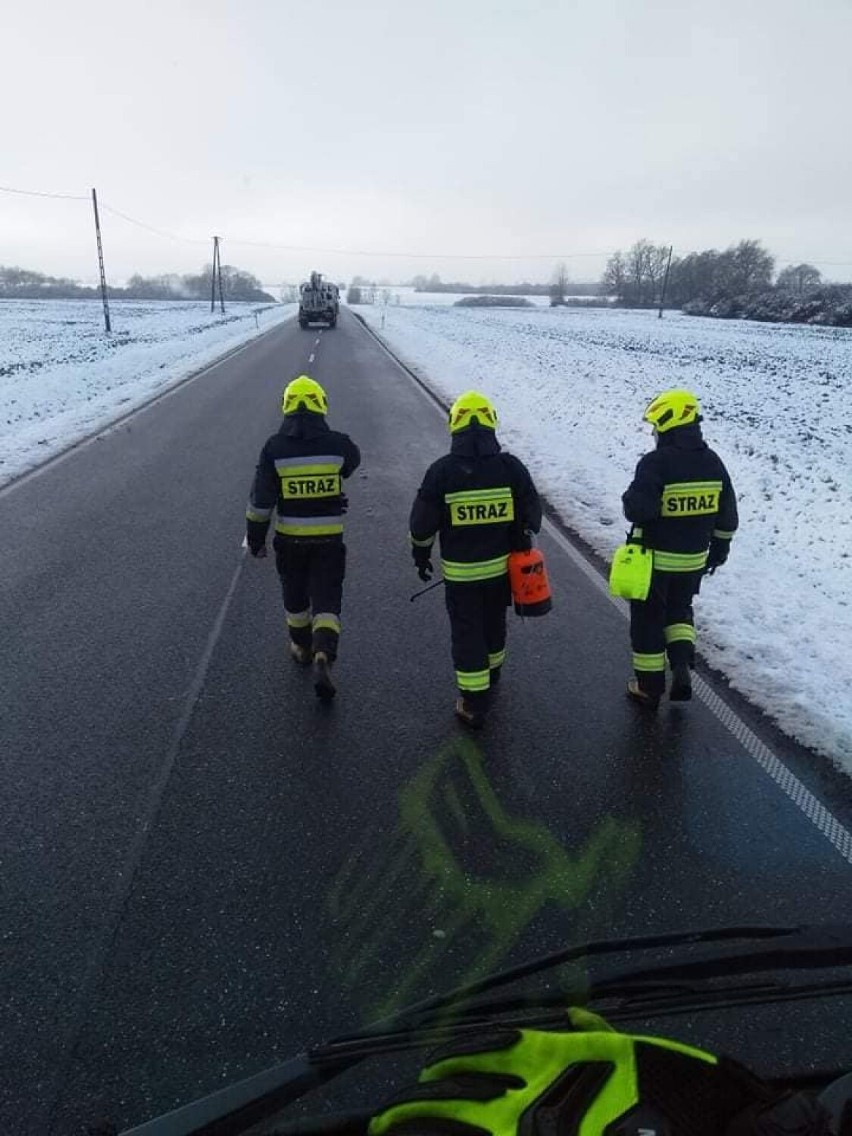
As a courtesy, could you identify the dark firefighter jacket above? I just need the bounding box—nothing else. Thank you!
[409,426,543,583]
[622,422,738,572]
[246,412,361,550]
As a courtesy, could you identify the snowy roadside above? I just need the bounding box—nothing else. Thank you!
[355,301,852,772]
[0,299,296,487]
[381,287,552,307]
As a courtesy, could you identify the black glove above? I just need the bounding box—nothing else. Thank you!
[247,517,271,558]
[369,1011,827,1136]
[413,545,434,582]
[510,524,533,553]
[706,536,730,576]
[729,1091,840,1135]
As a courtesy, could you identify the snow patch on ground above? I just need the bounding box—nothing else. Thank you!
[356,286,554,308]
[358,302,852,771]
[0,299,295,486]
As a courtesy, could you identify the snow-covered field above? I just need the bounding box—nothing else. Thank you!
[0,299,295,485]
[357,301,852,771]
[369,286,553,308]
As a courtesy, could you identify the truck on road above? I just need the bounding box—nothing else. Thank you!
[299,272,339,329]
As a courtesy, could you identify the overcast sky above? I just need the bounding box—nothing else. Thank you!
[3,0,851,286]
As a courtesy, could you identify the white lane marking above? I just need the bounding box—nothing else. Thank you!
[309,353,315,363]
[52,547,249,1122]
[143,548,247,843]
[315,337,321,346]
[357,318,852,868]
[0,322,289,500]
[541,520,852,866]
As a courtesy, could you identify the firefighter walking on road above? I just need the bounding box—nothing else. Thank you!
[246,375,361,702]
[622,389,738,709]
[409,391,542,729]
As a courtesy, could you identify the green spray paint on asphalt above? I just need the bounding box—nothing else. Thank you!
[327,734,643,1021]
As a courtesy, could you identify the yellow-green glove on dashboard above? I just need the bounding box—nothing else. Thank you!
[369,1011,802,1136]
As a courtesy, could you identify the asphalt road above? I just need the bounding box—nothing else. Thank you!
[2,310,852,1135]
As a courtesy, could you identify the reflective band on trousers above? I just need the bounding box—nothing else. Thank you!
[286,609,312,629]
[457,668,491,692]
[633,651,666,672]
[441,554,509,582]
[275,516,344,537]
[313,613,341,633]
[652,549,708,572]
[665,623,696,644]
[489,649,506,668]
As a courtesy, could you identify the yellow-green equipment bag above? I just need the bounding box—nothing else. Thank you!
[609,537,653,601]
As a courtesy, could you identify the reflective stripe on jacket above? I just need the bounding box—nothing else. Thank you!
[246,412,360,545]
[622,423,737,568]
[409,426,542,583]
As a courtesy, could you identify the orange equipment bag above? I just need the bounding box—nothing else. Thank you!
[508,548,553,617]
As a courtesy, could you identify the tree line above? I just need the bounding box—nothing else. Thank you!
[0,264,275,302]
[600,240,852,326]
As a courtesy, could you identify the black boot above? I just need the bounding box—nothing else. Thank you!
[669,663,693,702]
[455,697,486,730]
[626,679,660,711]
[313,652,336,702]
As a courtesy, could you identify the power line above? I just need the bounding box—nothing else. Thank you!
[5,181,852,267]
[99,203,208,245]
[0,183,88,202]
[99,222,852,266]
[93,204,615,260]
[224,237,611,260]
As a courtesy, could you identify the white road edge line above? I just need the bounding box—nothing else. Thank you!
[48,547,249,1126]
[359,316,852,868]
[542,520,852,866]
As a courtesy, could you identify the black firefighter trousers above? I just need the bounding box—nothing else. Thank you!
[274,536,346,660]
[630,569,702,695]
[445,575,511,708]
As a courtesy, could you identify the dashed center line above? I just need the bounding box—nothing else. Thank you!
[308,353,315,363]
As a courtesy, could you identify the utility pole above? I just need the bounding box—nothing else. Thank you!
[658,245,674,319]
[91,188,111,333]
[217,239,225,314]
[210,238,216,312]
[211,236,219,312]
[211,236,225,314]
